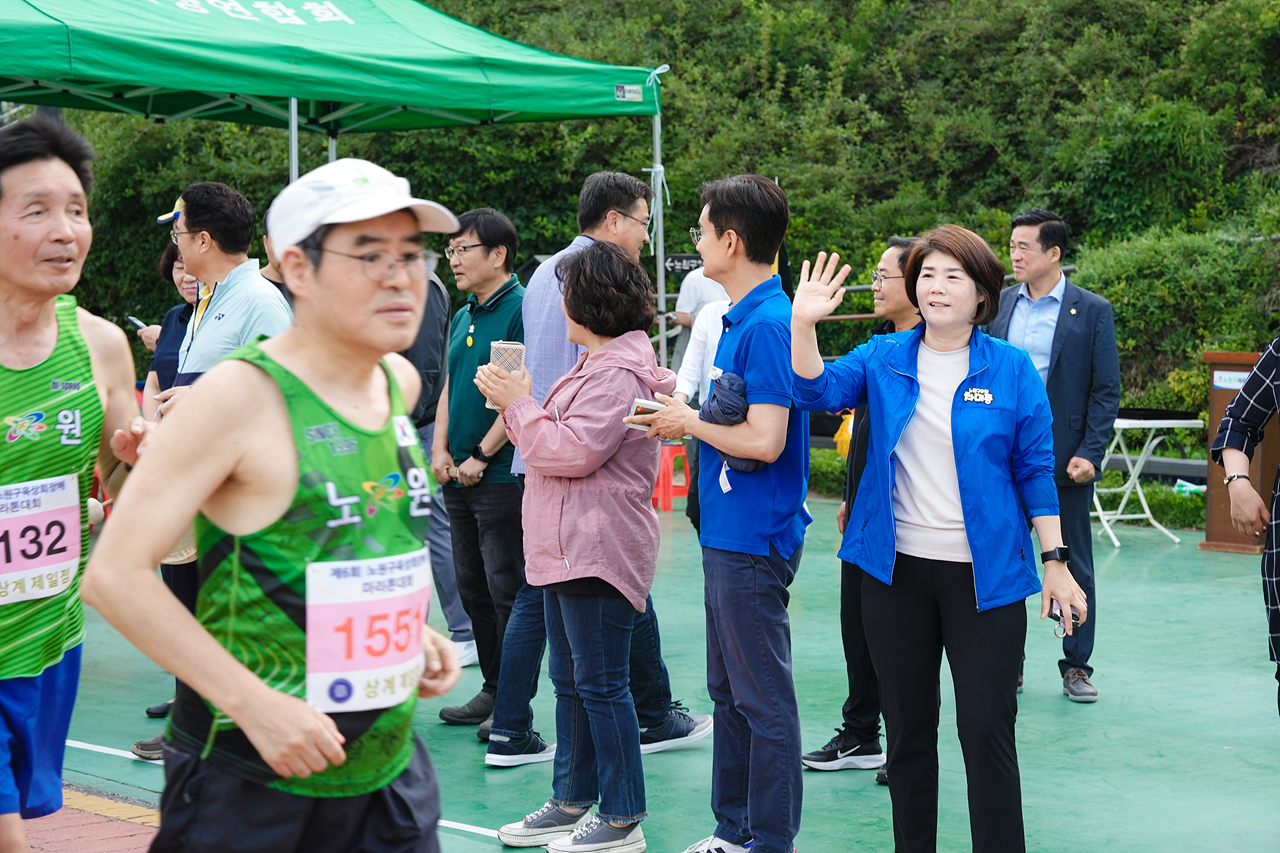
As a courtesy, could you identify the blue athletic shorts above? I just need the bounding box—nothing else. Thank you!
[0,644,81,818]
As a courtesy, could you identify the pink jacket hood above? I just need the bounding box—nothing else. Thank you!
[504,330,676,611]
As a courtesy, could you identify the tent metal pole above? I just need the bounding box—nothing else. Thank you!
[653,111,667,367]
[288,97,299,183]
[328,133,337,163]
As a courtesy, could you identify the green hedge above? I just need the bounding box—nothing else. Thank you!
[809,448,846,499]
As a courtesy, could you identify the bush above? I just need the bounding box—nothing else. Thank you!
[809,448,846,499]
[1073,226,1280,412]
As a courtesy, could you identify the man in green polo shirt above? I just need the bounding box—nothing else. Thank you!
[430,208,525,728]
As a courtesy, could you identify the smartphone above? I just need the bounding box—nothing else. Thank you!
[126,316,147,330]
[626,397,665,430]
[1048,599,1081,626]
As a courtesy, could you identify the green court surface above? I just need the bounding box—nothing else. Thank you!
[70,500,1280,852]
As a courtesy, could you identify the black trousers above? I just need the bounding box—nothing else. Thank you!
[863,553,1026,853]
[839,561,881,742]
[1058,483,1097,676]
[440,483,525,695]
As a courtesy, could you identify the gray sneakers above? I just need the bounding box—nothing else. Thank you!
[498,801,592,848]
[547,815,645,853]
[1063,668,1098,703]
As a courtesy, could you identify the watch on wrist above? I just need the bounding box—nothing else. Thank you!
[1040,546,1071,565]
[471,443,497,464]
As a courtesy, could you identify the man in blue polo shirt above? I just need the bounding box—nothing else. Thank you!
[156,183,292,413]
[632,175,809,853]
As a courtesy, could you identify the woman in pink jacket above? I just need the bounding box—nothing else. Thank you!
[478,241,676,853]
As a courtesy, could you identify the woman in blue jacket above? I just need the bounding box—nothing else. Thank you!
[791,225,1087,853]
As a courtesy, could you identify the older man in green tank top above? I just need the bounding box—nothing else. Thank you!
[84,159,463,853]
[0,117,149,853]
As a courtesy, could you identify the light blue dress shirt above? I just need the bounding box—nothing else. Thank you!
[510,235,592,475]
[1005,271,1066,386]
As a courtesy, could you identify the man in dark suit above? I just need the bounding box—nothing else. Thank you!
[990,209,1120,703]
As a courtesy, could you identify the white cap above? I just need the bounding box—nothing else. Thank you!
[266,158,459,251]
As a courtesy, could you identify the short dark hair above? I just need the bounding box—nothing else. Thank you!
[0,116,94,201]
[181,182,255,255]
[158,241,180,284]
[904,225,1004,326]
[700,175,790,266]
[1011,208,1069,260]
[577,172,653,232]
[886,235,918,273]
[451,208,518,273]
[560,241,655,338]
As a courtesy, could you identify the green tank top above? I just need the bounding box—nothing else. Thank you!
[0,295,103,679]
[170,339,434,798]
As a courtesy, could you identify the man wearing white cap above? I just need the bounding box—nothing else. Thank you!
[84,159,463,853]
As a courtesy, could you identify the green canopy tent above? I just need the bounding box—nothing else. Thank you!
[0,0,678,357]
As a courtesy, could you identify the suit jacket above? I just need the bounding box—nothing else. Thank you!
[988,278,1121,487]
[399,270,450,427]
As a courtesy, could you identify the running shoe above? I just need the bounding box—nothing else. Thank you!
[455,639,479,667]
[801,727,884,771]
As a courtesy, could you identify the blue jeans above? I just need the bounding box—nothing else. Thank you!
[703,544,804,853]
[490,587,671,739]
[416,422,473,643]
[545,590,647,824]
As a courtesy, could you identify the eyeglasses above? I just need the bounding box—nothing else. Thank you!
[319,248,429,282]
[691,222,721,245]
[613,209,651,228]
[170,230,198,244]
[871,271,904,285]
[444,243,484,261]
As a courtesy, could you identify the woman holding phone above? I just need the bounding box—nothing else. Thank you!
[789,225,1087,853]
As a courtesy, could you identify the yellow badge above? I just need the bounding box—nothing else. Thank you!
[467,335,474,347]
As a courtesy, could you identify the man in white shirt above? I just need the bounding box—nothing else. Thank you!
[672,296,730,533]
[669,266,728,372]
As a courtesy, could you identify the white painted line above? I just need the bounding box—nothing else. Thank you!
[66,740,149,762]
[439,819,500,838]
[64,739,503,840]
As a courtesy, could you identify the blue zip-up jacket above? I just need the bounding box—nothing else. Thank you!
[793,326,1059,611]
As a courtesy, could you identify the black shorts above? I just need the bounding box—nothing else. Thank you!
[150,734,441,853]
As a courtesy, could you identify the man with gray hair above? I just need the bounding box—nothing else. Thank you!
[84,158,462,852]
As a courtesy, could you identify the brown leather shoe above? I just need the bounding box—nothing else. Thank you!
[1063,668,1098,703]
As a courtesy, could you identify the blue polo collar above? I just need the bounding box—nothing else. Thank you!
[723,274,783,329]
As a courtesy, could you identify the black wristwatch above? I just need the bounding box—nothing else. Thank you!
[471,443,497,464]
[1040,546,1071,565]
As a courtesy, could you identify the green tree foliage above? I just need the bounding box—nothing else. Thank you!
[56,0,1280,391]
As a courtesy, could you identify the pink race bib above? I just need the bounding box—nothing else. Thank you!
[0,474,80,605]
[304,549,432,713]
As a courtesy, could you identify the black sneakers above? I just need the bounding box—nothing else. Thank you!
[485,731,556,767]
[801,727,885,771]
[639,702,713,754]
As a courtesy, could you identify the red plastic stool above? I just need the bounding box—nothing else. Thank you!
[652,442,688,512]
